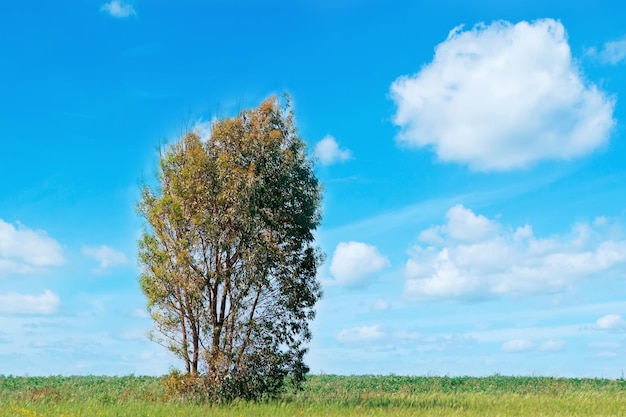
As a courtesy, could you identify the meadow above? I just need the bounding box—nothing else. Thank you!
[1,374,626,416]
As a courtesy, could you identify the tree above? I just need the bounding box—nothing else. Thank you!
[137,96,323,401]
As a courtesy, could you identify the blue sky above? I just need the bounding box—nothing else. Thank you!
[1,0,626,377]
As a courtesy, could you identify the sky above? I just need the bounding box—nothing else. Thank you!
[1,0,626,378]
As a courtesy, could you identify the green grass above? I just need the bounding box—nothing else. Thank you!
[1,374,626,416]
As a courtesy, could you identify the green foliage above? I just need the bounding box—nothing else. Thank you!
[163,356,288,404]
[137,96,323,401]
[2,375,626,416]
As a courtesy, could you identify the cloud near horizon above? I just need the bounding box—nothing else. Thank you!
[391,19,615,171]
[502,338,534,353]
[404,205,626,301]
[501,338,566,353]
[337,325,385,343]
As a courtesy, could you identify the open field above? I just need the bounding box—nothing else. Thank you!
[1,374,626,416]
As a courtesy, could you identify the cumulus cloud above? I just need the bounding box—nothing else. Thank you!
[330,241,390,287]
[596,314,626,330]
[0,290,61,315]
[502,338,534,352]
[100,0,136,18]
[314,135,352,166]
[82,245,128,272]
[337,325,384,343]
[391,19,615,171]
[586,36,626,65]
[0,220,64,275]
[405,205,626,301]
[437,205,497,242]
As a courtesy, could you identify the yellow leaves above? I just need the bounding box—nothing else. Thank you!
[216,153,231,169]
[269,129,282,140]
[247,162,257,179]
[282,148,294,162]
[259,97,277,115]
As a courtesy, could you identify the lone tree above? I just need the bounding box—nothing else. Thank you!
[138,97,323,400]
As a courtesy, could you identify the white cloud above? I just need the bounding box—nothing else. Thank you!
[502,338,566,353]
[192,119,217,142]
[586,36,626,65]
[466,323,590,344]
[502,338,534,352]
[596,351,619,358]
[314,135,352,166]
[589,341,621,349]
[337,325,384,343]
[444,205,498,242]
[392,330,422,340]
[0,220,64,275]
[82,245,128,271]
[330,241,390,287]
[596,314,626,330]
[100,0,136,18]
[0,290,61,315]
[538,339,566,352]
[372,299,389,310]
[405,206,626,301]
[391,19,615,171]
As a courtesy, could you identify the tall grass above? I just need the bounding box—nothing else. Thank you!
[1,374,625,416]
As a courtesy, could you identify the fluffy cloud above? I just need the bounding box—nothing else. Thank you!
[314,135,352,166]
[0,290,61,315]
[586,36,626,65]
[405,205,626,301]
[337,325,384,343]
[432,205,497,242]
[596,314,626,330]
[330,241,390,287]
[82,245,128,272]
[391,19,615,171]
[0,220,64,275]
[100,0,136,18]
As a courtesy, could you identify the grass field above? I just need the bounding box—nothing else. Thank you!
[1,374,626,416]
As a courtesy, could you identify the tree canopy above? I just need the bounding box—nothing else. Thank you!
[137,96,323,400]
